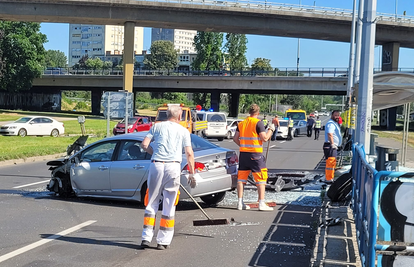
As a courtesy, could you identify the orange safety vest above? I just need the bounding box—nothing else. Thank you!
[238,117,263,153]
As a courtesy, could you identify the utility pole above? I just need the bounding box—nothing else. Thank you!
[355,0,377,153]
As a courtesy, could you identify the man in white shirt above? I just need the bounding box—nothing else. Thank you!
[140,105,195,250]
[323,110,342,182]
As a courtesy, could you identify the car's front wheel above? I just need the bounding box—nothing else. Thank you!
[51,129,59,137]
[18,128,27,137]
[200,191,226,205]
[294,129,298,137]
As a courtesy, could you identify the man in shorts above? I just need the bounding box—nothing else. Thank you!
[233,104,275,211]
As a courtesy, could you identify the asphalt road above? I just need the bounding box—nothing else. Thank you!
[0,120,330,267]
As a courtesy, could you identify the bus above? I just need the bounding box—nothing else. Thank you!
[285,109,307,121]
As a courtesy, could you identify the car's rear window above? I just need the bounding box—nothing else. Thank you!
[207,114,226,122]
[184,134,218,153]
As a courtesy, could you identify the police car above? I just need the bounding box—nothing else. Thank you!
[277,119,296,140]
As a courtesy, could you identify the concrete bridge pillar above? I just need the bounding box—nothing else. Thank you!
[91,90,103,115]
[382,42,400,71]
[210,91,220,112]
[228,93,240,118]
[380,42,400,130]
[123,22,135,93]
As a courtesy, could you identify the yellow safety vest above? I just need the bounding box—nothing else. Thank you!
[238,117,263,153]
[289,120,294,127]
[315,120,321,128]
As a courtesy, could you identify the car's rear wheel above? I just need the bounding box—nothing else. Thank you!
[51,129,59,137]
[18,128,27,137]
[217,137,224,141]
[226,131,232,139]
[200,192,226,205]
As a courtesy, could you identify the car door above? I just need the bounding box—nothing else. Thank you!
[299,121,307,134]
[70,141,118,196]
[28,118,43,135]
[40,117,54,135]
[109,140,151,197]
[142,118,151,131]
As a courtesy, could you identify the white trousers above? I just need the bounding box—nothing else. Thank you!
[142,162,180,245]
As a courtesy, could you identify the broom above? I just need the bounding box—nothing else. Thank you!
[180,184,229,226]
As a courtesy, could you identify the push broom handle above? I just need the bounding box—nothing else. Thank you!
[179,183,213,221]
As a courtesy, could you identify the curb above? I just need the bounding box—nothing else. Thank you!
[0,153,66,167]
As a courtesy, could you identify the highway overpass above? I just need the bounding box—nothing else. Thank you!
[1,0,414,48]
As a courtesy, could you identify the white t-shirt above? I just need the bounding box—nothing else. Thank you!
[145,121,191,162]
[324,119,342,146]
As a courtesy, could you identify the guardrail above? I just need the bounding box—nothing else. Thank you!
[352,144,414,267]
[41,67,414,77]
[136,0,414,25]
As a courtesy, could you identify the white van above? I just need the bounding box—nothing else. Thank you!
[197,111,227,141]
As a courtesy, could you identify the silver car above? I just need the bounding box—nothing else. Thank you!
[47,132,238,205]
[293,120,308,136]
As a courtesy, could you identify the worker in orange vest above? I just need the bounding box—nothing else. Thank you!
[323,110,342,182]
[233,104,275,211]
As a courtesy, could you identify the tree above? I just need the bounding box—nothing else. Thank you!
[0,21,47,92]
[224,33,247,71]
[250,58,273,75]
[192,32,224,71]
[85,57,103,70]
[144,40,178,70]
[44,49,67,68]
[73,55,89,70]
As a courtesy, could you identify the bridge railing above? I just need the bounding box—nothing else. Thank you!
[352,144,414,266]
[41,67,414,77]
[139,0,414,24]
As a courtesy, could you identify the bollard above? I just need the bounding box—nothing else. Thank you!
[375,146,399,171]
[369,133,378,155]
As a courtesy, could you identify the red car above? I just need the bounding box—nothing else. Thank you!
[113,116,152,135]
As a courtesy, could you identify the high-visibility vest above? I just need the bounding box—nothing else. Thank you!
[262,119,268,126]
[315,120,321,128]
[238,117,263,153]
[289,120,294,127]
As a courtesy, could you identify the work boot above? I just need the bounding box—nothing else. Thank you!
[157,244,170,250]
[237,202,250,210]
[259,203,274,211]
[140,240,150,248]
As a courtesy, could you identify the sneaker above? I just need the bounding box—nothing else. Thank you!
[237,203,251,210]
[259,204,274,211]
[141,240,150,248]
[157,244,170,250]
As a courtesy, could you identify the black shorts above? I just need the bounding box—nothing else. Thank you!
[239,152,266,172]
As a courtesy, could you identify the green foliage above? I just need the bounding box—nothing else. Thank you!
[74,101,89,111]
[144,40,178,70]
[44,50,67,68]
[192,32,224,71]
[224,33,248,71]
[85,57,104,70]
[73,55,89,69]
[192,93,211,109]
[0,21,47,92]
[103,61,113,70]
[250,58,273,74]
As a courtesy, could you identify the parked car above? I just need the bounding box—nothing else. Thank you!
[226,118,242,139]
[196,111,228,141]
[0,116,64,137]
[46,132,238,205]
[113,116,152,135]
[293,120,308,136]
[277,119,295,140]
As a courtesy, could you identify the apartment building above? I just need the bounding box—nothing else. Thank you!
[69,24,144,66]
[151,28,197,53]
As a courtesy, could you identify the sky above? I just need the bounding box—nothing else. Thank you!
[40,0,414,69]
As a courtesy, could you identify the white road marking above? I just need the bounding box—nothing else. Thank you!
[270,145,276,148]
[0,220,97,264]
[13,180,50,189]
[280,141,286,144]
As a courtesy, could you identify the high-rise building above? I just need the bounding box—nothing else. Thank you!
[151,28,197,53]
[69,24,144,66]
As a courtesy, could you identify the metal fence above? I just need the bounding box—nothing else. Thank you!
[42,67,414,77]
[352,144,414,267]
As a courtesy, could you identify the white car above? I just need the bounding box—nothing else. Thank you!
[277,120,295,140]
[0,116,64,137]
[226,118,242,139]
